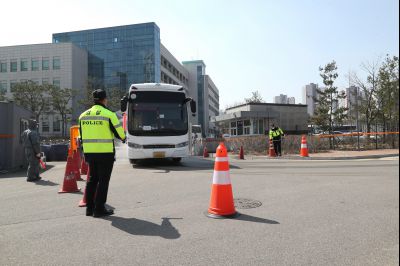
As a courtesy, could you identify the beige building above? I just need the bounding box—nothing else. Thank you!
[0,43,88,136]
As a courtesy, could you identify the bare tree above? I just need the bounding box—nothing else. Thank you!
[245,91,264,103]
[350,59,381,133]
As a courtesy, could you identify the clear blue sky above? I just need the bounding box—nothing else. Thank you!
[1,0,398,109]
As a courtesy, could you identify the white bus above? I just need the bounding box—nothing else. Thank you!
[121,83,196,164]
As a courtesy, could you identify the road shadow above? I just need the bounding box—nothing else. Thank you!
[0,163,56,179]
[132,157,241,171]
[104,216,182,239]
[235,213,280,224]
[34,179,58,186]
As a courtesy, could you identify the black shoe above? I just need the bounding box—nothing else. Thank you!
[86,208,94,216]
[36,176,42,181]
[93,208,114,218]
[27,178,36,182]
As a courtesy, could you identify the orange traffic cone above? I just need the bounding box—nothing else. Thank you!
[239,146,244,160]
[269,139,276,157]
[300,135,309,157]
[78,168,90,207]
[203,147,209,158]
[80,156,88,175]
[72,151,83,181]
[58,155,80,193]
[206,142,238,218]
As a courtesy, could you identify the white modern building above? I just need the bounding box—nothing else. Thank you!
[274,94,288,104]
[302,83,319,116]
[274,94,296,104]
[182,60,219,137]
[0,43,88,136]
[287,97,296,104]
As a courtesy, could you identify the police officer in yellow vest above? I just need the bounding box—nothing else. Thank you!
[79,89,126,217]
[269,124,284,156]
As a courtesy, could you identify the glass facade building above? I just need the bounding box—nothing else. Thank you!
[52,23,161,92]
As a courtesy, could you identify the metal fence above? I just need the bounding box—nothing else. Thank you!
[193,132,399,155]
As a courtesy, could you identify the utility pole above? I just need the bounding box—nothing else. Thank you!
[356,87,360,151]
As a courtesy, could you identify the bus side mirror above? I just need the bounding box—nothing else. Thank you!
[121,95,128,112]
[190,100,196,115]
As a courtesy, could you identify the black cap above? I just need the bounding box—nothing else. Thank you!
[93,89,107,101]
[28,119,38,129]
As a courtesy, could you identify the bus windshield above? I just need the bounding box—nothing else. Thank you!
[128,91,188,136]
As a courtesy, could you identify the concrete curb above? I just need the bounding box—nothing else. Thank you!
[227,153,399,161]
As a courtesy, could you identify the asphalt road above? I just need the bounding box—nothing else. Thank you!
[0,146,398,266]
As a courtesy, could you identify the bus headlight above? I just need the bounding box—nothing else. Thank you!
[128,142,143,149]
[176,141,189,148]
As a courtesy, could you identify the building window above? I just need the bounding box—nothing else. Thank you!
[10,80,17,91]
[42,78,49,85]
[0,61,7,72]
[31,79,39,84]
[10,60,17,72]
[53,119,61,132]
[113,37,118,43]
[41,121,49,132]
[42,57,49,70]
[0,80,7,93]
[21,59,28,71]
[258,119,264,134]
[53,56,60,70]
[53,78,60,88]
[31,58,39,71]
[230,121,237,136]
[237,120,244,135]
[244,120,251,135]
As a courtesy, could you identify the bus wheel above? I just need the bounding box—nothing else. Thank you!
[129,159,138,164]
[172,157,182,163]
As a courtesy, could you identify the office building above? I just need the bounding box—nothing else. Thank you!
[1,22,220,137]
[287,97,295,104]
[53,23,219,137]
[53,23,161,90]
[302,83,319,116]
[274,94,288,104]
[182,60,219,137]
[0,43,88,136]
[274,94,296,104]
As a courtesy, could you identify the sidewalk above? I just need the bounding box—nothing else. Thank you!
[227,149,399,160]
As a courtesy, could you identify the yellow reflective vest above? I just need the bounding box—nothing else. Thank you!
[269,127,284,140]
[79,104,126,153]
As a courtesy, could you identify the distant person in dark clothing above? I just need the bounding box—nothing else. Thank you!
[269,124,285,156]
[21,119,42,182]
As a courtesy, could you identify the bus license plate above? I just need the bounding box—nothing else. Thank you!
[153,151,165,158]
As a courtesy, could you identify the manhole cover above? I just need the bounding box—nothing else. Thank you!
[234,198,262,209]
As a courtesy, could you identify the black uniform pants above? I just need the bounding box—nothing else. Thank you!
[273,140,282,156]
[86,157,114,211]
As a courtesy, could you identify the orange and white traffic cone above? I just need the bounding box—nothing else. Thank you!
[58,155,80,193]
[78,167,90,207]
[206,142,238,218]
[300,135,309,157]
[269,139,276,157]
